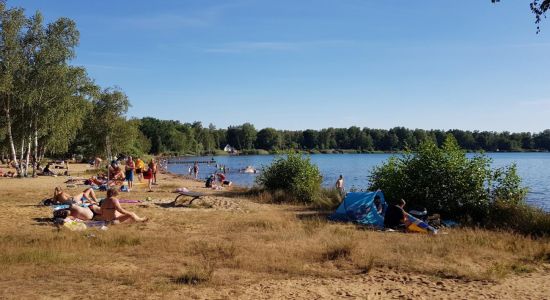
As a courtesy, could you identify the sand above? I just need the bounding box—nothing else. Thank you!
[0,163,549,299]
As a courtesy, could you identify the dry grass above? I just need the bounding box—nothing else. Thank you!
[0,164,549,298]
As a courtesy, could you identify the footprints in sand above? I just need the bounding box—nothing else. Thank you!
[178,268,550,299]
[161,196,251,213]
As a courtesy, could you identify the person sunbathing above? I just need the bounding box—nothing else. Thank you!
[99,188,147,224]
[55,203,101,221]
[53,187,99,205]
[3,170,15,177]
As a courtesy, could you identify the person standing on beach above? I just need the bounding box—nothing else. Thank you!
[148,159,157,185]
[135,157,145,182]
[94,157,102,169]
[193,162,199,179]
[336,175,345,196]
[125,156,135,189]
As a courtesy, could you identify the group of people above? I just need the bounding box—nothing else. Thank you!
[53,186,147,224]
[0,166,15,177]
[205,172,232,189]
[107,157,158,191]
[0,160,70,177]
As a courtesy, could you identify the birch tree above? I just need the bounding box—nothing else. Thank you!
[0,5,25,175]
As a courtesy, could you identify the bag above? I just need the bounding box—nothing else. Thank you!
[41,198,54,206]
[53,209,70,219]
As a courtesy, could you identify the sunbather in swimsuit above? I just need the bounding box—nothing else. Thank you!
[99,188,147,224]
[53,187,99,205]
[53,202,101,221]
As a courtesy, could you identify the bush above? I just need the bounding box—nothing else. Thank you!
[256,152,322,203]
[368,135,528,223]
[487,201,550,236]
[314,188,343,209]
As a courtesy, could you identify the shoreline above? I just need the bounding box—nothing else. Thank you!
[1,163,549,299]
[163,149,550,159]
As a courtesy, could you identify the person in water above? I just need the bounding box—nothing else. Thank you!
[384,199,407,229]
[192,162,199,179]
[99,188,147,223]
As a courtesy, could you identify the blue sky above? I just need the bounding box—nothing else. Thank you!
[11,0,550,132]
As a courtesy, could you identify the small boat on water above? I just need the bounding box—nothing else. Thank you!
[243,166,257,174]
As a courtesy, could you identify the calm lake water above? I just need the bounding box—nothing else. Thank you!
[168,153,550,212]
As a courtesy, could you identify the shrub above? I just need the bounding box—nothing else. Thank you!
[368,135,528,223]
[487,201,550,236]
[256,152,322,203]
[313,188,343,209]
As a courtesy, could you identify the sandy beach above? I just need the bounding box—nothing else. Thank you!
[0,163,549,299]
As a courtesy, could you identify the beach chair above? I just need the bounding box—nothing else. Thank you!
[172,191,205,207]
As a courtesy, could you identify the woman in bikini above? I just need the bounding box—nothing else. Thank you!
[55,203,101,221]
[99,188,147,224]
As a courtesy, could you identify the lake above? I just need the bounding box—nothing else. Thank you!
[167,153,550,212]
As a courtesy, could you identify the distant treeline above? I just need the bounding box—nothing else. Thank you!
[135,118,550,155]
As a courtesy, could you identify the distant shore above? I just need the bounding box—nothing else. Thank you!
[161,148,550,158]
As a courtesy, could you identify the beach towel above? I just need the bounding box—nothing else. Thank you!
[404,213,438,234]
[118,199,141,203]
[52,203,92,211]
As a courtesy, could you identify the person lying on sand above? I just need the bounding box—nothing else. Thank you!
[99,188,147,224]
[55,202,101,221]
[2,170,15,177]
[53,187,99,205]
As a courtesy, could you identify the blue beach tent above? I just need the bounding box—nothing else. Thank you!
[330,191,388,228]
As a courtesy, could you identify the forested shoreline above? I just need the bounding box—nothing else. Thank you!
[135,118,550,156]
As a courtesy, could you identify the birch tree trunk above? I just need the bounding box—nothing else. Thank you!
[19,137,26,176]
[32,118,38,177]
[106,134,112,161]
[4,99,21,175]
[25,132,32,177]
